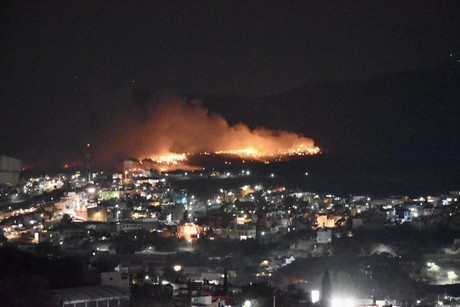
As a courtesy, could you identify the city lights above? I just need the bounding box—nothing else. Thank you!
[311,290,320,303]
[215,144,320,161]
[331,297,355,307]
[447,271,458,284]
[87,187,96,194]
[427,262,440,272]
[2,2,458,306]
[173,265,182,272]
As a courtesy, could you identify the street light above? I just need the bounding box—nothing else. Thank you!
[448,271,458,284]
[173,265,182,272]
[427,262,440,272]
[331,297,355,307]
[311,290,320,303]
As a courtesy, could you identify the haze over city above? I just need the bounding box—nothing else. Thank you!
[1,1,460,306]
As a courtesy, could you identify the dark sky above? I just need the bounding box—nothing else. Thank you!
[1,0,459,169]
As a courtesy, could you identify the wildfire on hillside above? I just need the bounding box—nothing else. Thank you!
[99,96,320,171]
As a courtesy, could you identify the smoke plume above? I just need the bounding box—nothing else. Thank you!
[96,95,318,168]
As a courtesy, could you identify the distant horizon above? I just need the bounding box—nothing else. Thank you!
[16,152,459,198]
[2,57,459,198]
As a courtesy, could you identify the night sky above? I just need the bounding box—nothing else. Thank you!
[1,1,459,192]
[2,1,458,95]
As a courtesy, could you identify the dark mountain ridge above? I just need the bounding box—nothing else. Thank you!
[192,64,460,195]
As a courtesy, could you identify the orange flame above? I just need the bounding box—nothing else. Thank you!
[215,144,320,160]
[99,97,319,169]
[148,153,188,165]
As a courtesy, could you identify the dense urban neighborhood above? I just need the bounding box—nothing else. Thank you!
[2,1,459,306]
[1,157,460,306]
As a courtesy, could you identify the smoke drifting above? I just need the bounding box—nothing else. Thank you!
[96,95,319,168]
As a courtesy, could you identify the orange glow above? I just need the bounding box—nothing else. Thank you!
[99,97,320,169]
[177,222,202,241]
[215,144,320,161]
[145,142,320,170]
[147,153,188,165]
[315,214,342,229]
[236,215,252,225]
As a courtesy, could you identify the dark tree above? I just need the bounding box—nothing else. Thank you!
[91,254,119,273]
[60,213,72,225]
[162,266,182,282]
[183,210,190,223]
[0,233,8,245]
[223,267,228,295]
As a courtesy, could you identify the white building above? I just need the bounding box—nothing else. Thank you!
[191,296,225,307]
[52,286,129,307]
[317,229,332,244]
[116,222,142,232]
[101,271,130,290]
[230,224,256,240]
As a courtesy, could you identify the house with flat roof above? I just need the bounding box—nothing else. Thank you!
[51,285,130,307]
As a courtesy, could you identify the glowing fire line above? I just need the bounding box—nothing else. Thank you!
[146,153,188,165]
[215,144,321,158]
[144,145,320,167]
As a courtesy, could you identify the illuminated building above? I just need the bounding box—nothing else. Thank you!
[54,192,80,212]
[229,224,256,240]
[236,215,252,225]
[75,204,88,221]
[100,190,120,201]
[314,214,343,228]
[191,296,225,307]
[162,204,185,224]
[88,207,108,222]
[116,222,142,232]
[177,222,202,241]
[51,286,129,306]
[317,229,332,244]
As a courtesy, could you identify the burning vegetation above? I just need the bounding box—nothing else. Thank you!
[99,96,319,170]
